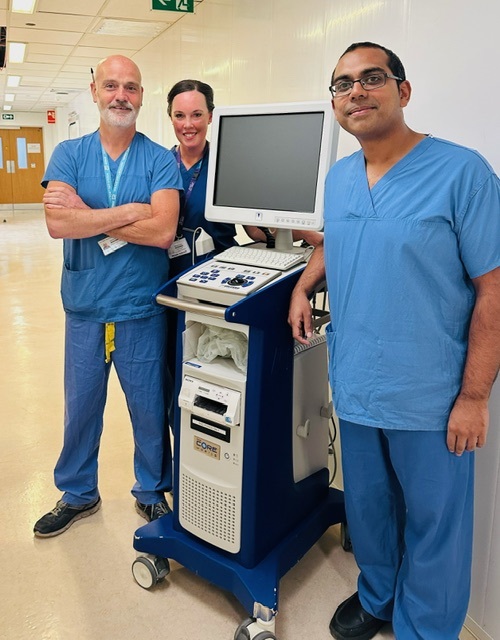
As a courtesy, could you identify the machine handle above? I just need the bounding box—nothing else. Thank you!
[156,293,227,319]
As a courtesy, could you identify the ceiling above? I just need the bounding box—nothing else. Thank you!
[0,0,203,113]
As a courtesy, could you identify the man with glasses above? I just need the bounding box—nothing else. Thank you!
[289,42,500,640]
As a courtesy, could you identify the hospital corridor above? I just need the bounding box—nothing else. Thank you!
[0,211,480,640]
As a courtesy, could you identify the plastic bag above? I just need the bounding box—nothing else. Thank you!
[197,325,248,372]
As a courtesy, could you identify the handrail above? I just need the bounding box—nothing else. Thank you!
[156,294,227,319]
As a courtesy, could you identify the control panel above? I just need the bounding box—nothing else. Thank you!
[176,259,281,305]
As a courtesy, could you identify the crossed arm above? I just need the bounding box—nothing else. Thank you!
[43,181,180,249]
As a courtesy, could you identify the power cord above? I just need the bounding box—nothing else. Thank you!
[329,415,338,486]
[258,226,275,248]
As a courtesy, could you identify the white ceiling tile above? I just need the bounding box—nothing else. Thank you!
[61,60,99,70]
[78,33,152,50]
[28,43,75,56]
[12,89,45,97]
[9,12,94,31]
[26,53,67,64]
[21,75,58,85]
[51,78,88,89]
[57,71,90,79]
[8,27,83,45]
[72,45,138,58]
[37,0,106,16]
[9,63,61,75]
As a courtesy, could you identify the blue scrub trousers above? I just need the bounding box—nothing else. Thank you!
[339,420,474,640]
[54,313,172,505]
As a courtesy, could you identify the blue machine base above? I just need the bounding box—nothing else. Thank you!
[133,487,345,616]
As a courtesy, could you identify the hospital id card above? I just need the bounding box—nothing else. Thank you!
[98,236,128,256]
[168,237,190,259]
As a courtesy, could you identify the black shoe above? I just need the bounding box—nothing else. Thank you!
[135,499,171,522]
[329,592,385,640]
[34,497,101,538]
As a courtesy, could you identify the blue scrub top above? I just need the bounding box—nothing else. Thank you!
[43,131,183,322]
[168,146,237,277]
[324,136,500,431]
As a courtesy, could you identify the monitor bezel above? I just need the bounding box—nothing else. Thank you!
[204,100,338,232]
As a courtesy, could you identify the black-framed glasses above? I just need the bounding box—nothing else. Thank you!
[329,72,402,97]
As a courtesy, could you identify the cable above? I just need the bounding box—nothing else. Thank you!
[258,226,275,248]
[191,227,202,265]
[192,226,215,265]
[328,414,338,486]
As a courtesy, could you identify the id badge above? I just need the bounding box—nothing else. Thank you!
[168,237,190,259]
[98,236,128,256]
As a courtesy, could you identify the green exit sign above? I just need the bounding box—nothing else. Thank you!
[152,0,193,12]
[2,113,14,120]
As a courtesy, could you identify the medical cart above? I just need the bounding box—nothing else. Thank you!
[132,255,345,639]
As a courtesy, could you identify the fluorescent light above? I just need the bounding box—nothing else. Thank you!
[3,105,13,111]
[11,0,37,13]
[8,42,26,64]
[5,94,15,102]
[7,76,21,87]
[93,19,167,38]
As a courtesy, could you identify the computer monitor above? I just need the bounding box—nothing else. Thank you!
[205,101,339,251]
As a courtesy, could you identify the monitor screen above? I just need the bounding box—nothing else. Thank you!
[205,101,339,235]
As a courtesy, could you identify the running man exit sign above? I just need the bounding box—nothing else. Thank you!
[152,0,194,12]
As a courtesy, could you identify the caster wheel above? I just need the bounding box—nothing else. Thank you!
[234,618,253,640]
[132,556,170,589]
[341,521,352,552]
[234,618,277,640]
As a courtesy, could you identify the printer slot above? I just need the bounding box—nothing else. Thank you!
[194,395,227,416]
[179,375,241,427]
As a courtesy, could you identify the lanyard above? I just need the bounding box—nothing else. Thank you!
[174,143,208,237]
[102,145,130,208]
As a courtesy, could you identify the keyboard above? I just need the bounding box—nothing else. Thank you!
[216,245,307,271]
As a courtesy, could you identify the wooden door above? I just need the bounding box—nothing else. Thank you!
[0,127,46,205]
[0,131,14,204]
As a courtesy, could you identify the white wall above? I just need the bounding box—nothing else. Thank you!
[61,0,500,176]
[60,1,500,637]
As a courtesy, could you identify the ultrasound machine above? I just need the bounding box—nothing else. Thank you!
[132,101,345,639]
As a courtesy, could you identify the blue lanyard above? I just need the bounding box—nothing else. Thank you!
[102,145,130,208]
[174,142,208,207]
[174,144,209,237]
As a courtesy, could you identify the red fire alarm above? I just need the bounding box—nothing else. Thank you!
[47,109,56,124]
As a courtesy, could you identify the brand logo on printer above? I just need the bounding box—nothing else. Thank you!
[194,436,220,459]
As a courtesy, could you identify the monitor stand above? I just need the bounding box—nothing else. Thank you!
[274,227,309,256]
[274,228,293,252]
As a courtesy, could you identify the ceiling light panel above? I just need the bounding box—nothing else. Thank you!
[8,42,26,63]
[11,0,37,13]
[92,19,167,38]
